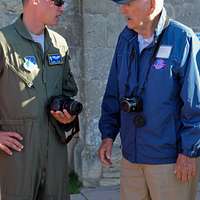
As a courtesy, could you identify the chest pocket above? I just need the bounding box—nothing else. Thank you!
[146,57,180,102]
[150,57,179,82]
[46,53,65,96]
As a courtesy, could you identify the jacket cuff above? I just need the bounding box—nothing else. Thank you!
[182,148,200,158]
[101,133,117,141]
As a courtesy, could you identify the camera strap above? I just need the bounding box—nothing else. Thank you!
[125,47,137,97]
[137,16,170,97]
[49,112,80,144]
[64,116,80,144]
[126,16,170,98]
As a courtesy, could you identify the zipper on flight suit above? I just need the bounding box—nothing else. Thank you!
[38,39,50,176]
[30,41,49,174]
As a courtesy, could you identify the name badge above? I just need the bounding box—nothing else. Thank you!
[23,56,38,72]
[156,45,172,59]
[48,54,64,66]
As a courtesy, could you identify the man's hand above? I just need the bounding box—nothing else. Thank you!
[50,109,76,124]
[98,138,113,166]
[0,131,23,156]
[175,154,197,182]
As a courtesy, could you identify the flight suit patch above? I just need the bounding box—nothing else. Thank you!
[23,56,38,73]
[47,54,64,66]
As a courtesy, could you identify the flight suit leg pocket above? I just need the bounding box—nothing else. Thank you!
[0,119,34,196]
[1,194,31,200]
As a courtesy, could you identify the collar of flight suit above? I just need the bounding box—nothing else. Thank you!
[14,14,52,52]
[14,14,35,42]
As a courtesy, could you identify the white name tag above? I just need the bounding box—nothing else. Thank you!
[156,45,172,59]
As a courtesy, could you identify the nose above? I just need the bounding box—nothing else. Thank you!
[59,4,65,12]
[119,4,128,15]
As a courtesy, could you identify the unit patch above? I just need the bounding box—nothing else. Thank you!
[23,56,38,72]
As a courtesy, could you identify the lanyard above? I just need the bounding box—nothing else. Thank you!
[125,17,170,97]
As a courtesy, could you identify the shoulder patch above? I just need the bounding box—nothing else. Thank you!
[23,56,38,72]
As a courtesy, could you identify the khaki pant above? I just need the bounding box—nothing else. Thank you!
[120,158,199,200]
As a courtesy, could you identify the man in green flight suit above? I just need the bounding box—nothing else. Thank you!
[0,0,78,199]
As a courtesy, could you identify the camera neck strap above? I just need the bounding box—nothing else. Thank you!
[64,116,80,144]
[126,16,170,98]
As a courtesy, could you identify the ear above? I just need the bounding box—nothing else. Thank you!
[148,0,156,15]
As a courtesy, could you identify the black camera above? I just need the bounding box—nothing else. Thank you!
[120,96,143,113]
[50,96,83,116]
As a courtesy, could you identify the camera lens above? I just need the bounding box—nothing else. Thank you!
[68,101,83,115]
[63,100,83,115]
[49,96,83,116]
[120,100,131,112]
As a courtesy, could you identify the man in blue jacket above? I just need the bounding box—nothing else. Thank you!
[98,0,200,199]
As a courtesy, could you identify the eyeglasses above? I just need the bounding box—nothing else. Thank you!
[52,0,65,7]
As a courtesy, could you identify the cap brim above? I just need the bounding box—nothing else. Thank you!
[112,0,130,4]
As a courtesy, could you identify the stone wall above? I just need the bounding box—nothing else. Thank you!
[0,0,200,187]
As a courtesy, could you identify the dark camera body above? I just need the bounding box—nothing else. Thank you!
[120,96,143,113]
[50,96,83,116]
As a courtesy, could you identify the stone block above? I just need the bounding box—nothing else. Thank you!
[83,14,107,48]
[106,13,126,48]
[81,146,102,184]
[99,178,120,186]
[83,0,117,15]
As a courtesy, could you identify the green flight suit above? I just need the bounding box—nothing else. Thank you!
[0,15,78,200]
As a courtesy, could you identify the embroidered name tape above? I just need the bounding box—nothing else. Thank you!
[156,45,172,59]
[48,54,64,65]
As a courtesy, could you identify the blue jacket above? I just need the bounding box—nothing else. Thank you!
[99,19,200,164]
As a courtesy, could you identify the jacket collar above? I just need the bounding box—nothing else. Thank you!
[14,14,33,42]
[14,14,51,41]
[155,7,168,37]
[14,14,53,52]
[120,26,137,43]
